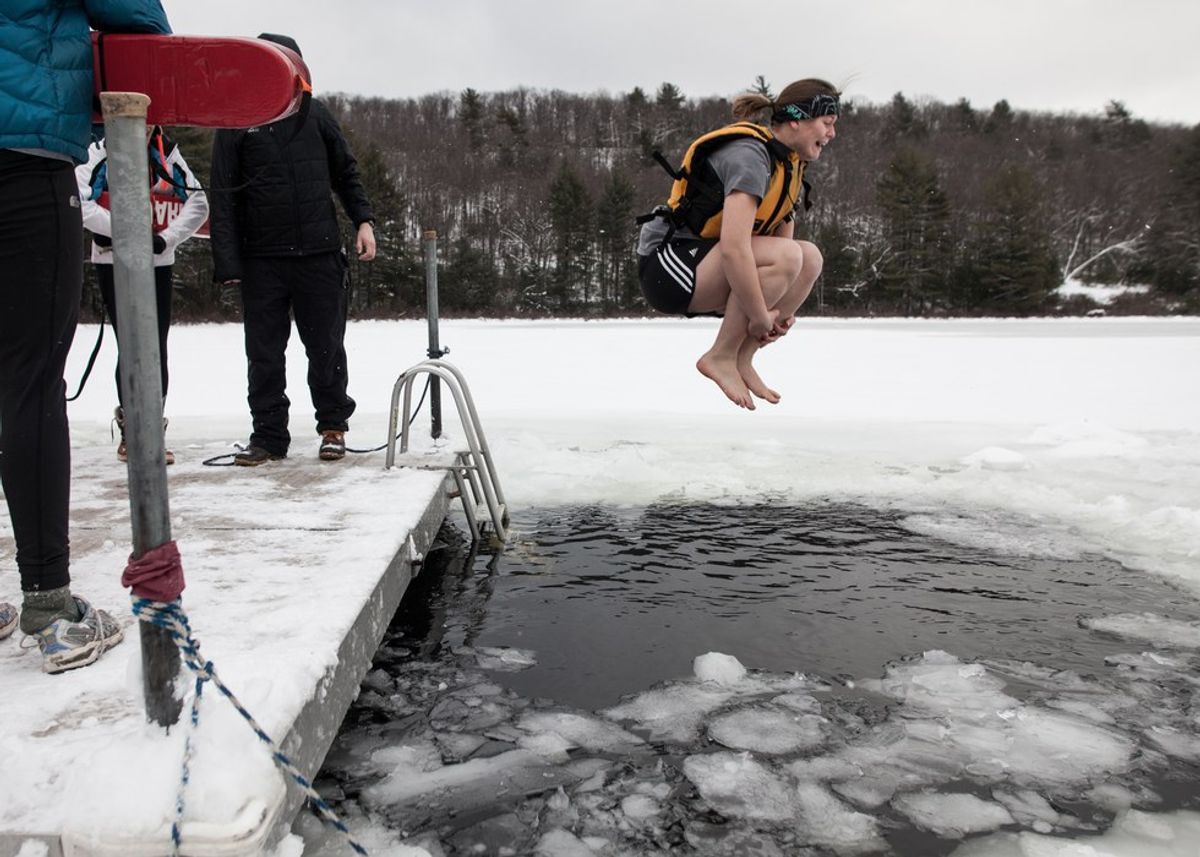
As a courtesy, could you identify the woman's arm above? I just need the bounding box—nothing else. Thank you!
[720,191,776,339]
[159,149,208,250]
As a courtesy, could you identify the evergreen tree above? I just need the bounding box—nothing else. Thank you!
[752,75,773,99]
[984,99,1014,135]
[349,143,421,315]
[595,170,637,310]
[884,92,925,140]
[459,87,487,152]
[1136,124,1200,305]
[655,82,685,111]
[875,148,953,313]
[548,162,593,310]
[441,232,499,312]
[951,98,978,133]
[494,103,529,168]
[967,164,1059,313]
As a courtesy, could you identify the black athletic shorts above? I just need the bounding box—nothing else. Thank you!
[638,238,717,315]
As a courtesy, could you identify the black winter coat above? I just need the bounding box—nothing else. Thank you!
[209,98,374,282]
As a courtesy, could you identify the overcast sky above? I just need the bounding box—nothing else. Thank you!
[160,0,1199,126]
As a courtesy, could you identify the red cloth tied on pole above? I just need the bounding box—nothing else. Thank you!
[121,539,186,602]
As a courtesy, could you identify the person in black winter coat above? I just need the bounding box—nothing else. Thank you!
[208,32,375,466]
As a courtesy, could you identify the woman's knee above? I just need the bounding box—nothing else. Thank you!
[797,240,824,280]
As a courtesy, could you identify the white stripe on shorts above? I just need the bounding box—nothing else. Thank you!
[659,244,695,293]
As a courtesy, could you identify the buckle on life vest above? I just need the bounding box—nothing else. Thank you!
[635,204,671,226]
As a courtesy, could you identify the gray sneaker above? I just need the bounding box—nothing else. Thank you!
[0,602,17,641]
[27,596,125,674]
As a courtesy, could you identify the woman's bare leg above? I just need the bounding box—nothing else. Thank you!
[736,241,823,402]
[689,237,802,409]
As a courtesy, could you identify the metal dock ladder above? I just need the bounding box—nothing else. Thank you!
[385,358,509,543]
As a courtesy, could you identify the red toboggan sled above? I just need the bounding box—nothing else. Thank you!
[91,33,311,128]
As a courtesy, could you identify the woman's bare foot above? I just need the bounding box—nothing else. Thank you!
[737,341,780,403]
[740,362,781,403]
[697,352,754,409]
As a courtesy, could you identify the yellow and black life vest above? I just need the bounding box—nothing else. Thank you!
[640,122,809,239]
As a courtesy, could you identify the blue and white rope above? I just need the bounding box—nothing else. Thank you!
[132,598,367,856]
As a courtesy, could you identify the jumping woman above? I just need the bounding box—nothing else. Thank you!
[637,79,840,409]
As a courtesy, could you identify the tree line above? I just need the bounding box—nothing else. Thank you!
[119,82,1200,322]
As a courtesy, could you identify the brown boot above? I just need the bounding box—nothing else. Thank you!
[319,430,346,461]
[116,407,175,465]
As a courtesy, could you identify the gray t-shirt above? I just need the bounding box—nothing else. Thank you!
[637,138,772,255]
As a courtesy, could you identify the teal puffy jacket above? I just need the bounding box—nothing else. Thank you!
[0,0,170,163]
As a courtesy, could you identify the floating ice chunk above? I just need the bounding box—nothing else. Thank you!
[862,651,1014,718]
[517,730,574,760]
[961,447,1029,471]
[434,732,487,762]
[707,706,826,755]
[683,822,788,856]
[1145,726,1200,762]
[788,755,864,785]
[1085,782,1149,814]
[1082,613,1200,649]
[473,646,538,671]
[682,751,794,822]
[794,782,885,852]
[516,711,644,753]
[891,791,1014,838]
[363,749,578,809]
[369,740,443,776]
[771,691,822,713]
[602,683,738,744]
[620,793,660,821]
[1044,698,1118,725]
[534,828,594,856]
[811,723,968,808]
[974,706,1134,786]
[948,808,1200,857]
[694,652,747,685]
[991,788,1074,830]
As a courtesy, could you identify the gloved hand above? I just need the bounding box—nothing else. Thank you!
[152,233,167,254]
[92,233,112,248]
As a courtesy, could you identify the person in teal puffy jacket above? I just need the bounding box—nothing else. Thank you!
[0,0,170,673]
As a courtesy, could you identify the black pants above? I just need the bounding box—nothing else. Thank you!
[0,151,82,593]
[95,263,173,407]
[240,252,354,456]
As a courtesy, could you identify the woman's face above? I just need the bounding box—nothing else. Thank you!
[780,115,838,160]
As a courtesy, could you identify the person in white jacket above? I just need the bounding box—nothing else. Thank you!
[76,125,208,464]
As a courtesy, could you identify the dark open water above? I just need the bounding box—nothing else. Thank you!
[311,504,1200,856]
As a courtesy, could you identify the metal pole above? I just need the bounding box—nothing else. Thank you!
[101,92,182,728]
[422,229,442,439]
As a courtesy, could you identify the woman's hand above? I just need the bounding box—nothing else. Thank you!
[772,314,796,338]
[748,309,781,344]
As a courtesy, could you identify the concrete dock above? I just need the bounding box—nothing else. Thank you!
[0,439,456,857]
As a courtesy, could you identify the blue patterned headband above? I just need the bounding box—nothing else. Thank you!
[771,94,840,123]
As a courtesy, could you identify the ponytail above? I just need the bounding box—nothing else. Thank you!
[731,93,772,121]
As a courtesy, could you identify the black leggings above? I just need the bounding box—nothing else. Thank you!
[95,263,173,407]
[0,151,83,593]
